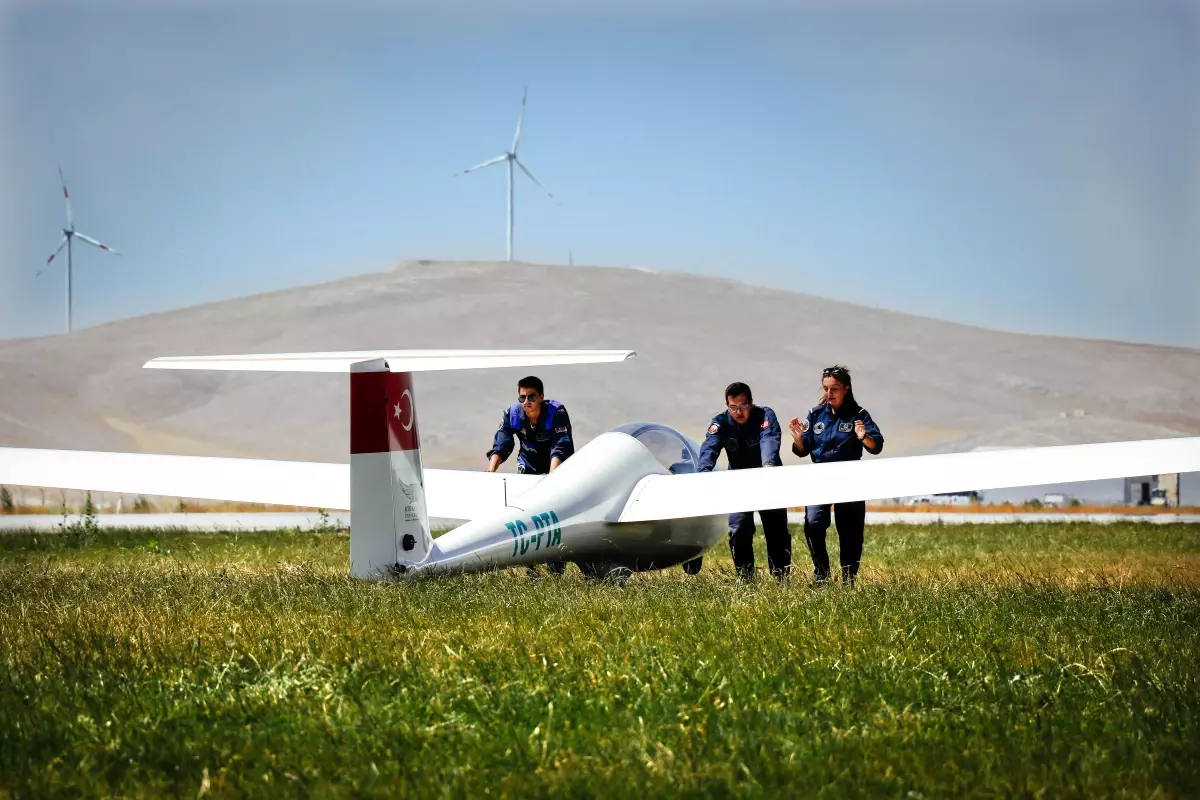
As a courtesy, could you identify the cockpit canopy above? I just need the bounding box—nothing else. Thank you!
[610,421,701,475]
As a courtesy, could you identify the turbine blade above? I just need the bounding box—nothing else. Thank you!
[515,158,560,205]
[58,165,73,228]
[38,236,68,277]
[512,86,527,154]
[454,154,507,177]
[73,231,121,255]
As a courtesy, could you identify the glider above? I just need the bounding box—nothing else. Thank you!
[1,349,1198,580]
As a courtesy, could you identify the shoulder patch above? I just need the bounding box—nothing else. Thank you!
[800,418,810,433]
[555,426,569,433]
[760,419,770,429]
[708,423,720,434]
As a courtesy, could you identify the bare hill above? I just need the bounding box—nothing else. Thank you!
[2,260,1197,475]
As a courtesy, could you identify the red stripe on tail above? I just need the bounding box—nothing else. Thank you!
[350,370,420,453]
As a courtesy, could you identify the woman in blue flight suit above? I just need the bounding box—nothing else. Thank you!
[788,365,883,586]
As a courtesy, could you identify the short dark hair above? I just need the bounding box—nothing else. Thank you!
[724,381,752,403]
[518,375,544,395]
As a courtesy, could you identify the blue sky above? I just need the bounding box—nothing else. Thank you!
[2,0,1197,346]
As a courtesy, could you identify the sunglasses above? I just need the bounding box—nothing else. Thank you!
[822,367,848,378]
[518,393,541,403]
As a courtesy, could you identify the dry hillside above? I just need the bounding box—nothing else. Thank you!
[1,260,1196,477]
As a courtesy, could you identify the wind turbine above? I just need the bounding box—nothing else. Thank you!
[455,88,559,262]
[38,166,121,333]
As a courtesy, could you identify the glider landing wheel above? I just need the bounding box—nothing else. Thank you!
[577,561,633,585]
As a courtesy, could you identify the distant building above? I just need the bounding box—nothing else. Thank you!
[1125,475,1156,505]
[899,490,982,506]
[1043,493,1067,507]
[1157,473,1180,506]
[1124,473,1181,506]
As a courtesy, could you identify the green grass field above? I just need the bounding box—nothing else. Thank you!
[2,522,1198,797]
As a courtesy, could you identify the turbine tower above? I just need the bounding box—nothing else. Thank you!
[455,87,559,262]
[38,166,121,333]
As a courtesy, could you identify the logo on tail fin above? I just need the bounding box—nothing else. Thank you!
[393,389,415,432]
[396,475,422,522]
[397,477,416,502]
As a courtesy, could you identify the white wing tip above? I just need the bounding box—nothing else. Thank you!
[143,349,637,373]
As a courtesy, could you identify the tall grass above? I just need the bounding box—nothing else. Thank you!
[2,522,1197,797]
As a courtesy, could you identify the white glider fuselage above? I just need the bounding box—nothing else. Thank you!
[344,358,725,580]
[408,427,725,579]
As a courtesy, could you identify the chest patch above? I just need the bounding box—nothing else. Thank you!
[838,421,854,433]
[725,438,739,452]
[800,418,810,433]
[813,421,825,435]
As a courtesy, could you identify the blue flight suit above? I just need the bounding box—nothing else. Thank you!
[692,405,791,580]
[488,400,574,475]
[488,399,574,574]
[792,401,884,585]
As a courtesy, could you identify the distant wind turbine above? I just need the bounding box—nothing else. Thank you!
[38,166,121,333]
[455,87,559,262]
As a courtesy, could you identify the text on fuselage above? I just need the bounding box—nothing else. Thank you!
[506,511,563,556]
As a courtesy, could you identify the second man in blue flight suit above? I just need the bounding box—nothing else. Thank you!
[693,381,791,582]
[487,375,574,576]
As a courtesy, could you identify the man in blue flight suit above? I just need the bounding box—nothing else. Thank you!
[689,381,790,582]
[487,375,574,576]
[789,365,884,587]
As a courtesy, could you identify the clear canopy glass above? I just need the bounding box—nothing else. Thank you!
[610,421,700,475]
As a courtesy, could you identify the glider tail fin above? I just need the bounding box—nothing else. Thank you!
[349,358,431,578]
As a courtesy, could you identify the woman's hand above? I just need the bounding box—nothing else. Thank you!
[854,419,867,440]
[789,417,805,444]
